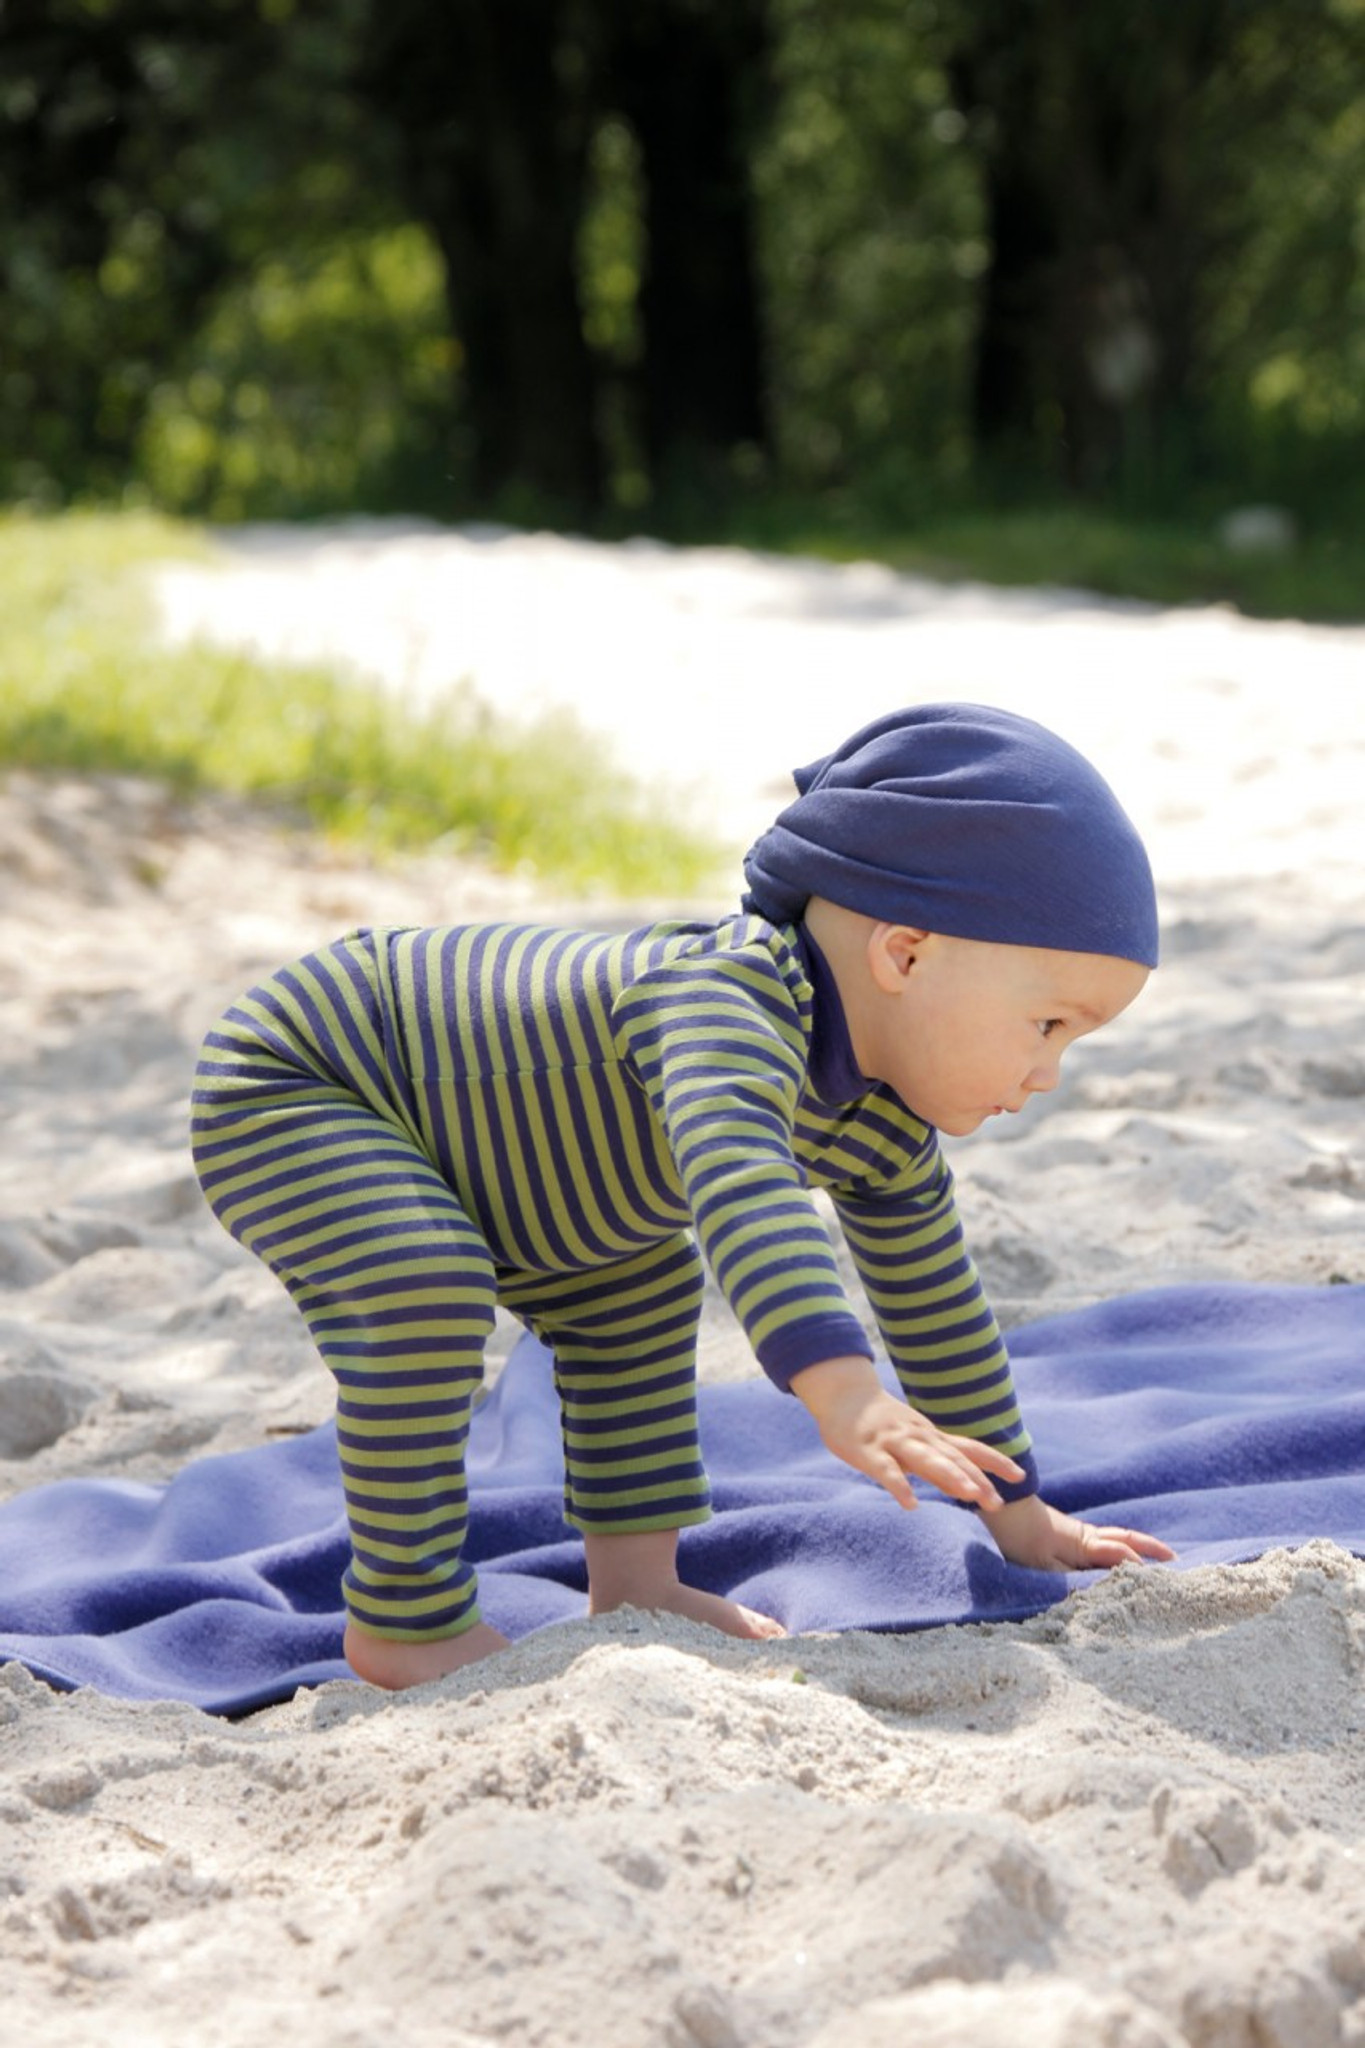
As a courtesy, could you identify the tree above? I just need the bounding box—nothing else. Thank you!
[356,0,777,515]
[604,0,773,493]
[7,0,1365,521]
[0,0,389,507]
[752,0,981,503]
[0,0,265,498]
[945,0,1232,490]
[355,0,604,517]
[945,0,1365,499]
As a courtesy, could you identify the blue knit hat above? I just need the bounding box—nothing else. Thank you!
[741,702,1159,967]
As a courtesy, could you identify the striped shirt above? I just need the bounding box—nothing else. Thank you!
[359,911,1036,1492]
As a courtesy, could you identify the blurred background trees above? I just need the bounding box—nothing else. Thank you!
[4,0,1365,535]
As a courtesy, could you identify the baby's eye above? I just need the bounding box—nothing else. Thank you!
[1037,1018,1063,1039]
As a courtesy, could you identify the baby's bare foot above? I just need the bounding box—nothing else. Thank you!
[594,1583,786,1641]
[655,1584,788,1640]
[343,1618,511,1690]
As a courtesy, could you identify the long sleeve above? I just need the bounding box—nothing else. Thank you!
[829,1140,1039,1498]
[611,927,875,1385]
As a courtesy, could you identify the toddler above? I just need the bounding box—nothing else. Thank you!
[191,701,1173,1689]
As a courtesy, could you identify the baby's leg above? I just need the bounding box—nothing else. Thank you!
[191,965,508,1687]
[512,1234,785,1642]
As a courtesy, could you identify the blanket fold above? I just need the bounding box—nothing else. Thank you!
[1,1283,1361,1714]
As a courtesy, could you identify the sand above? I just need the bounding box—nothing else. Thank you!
[2,522,1363,2046]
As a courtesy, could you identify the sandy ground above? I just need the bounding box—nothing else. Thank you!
[2,522,1364,2046]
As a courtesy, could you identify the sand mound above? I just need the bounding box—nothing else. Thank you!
[4,1550,1363,2046]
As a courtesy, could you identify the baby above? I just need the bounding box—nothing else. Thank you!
[190,701,1173,1690]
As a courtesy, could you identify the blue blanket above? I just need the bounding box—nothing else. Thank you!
[1,1283,1362,1715]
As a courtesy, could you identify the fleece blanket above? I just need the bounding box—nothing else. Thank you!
[1,1283,1362,1715]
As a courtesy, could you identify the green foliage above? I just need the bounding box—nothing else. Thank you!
[0,512,726,892]
[1199,21,1365,513]
[1,0,280,501]
[137,225,457,518]
[754,0,981,502]
[577,115,650,512]
[0,0,428,511]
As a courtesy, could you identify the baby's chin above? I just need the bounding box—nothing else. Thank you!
[891,1085,1002,1137]
[931,1105,1001,1137]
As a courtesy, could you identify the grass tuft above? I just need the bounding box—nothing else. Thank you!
[0,511,726,896]
[707,499,1365,624]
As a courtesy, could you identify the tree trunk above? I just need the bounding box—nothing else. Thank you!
[949,0,1235,492]
[606,0,771,492]
[358,0,602,515]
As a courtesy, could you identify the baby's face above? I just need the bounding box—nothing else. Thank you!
[857,930,1149,1137]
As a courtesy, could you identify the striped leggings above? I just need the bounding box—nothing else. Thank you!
[190,941,711,1642]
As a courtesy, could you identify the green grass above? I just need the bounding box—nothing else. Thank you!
[707,500,1365,625]
[0,511,726,896]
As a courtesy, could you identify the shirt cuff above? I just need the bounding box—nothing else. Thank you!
[756,1313,875,1393]
[979,1447,1040,1504]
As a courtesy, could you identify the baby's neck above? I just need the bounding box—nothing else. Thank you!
[801,897,874,976]
[800,897,880,1075]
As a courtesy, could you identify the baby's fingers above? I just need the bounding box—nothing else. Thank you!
[1080,1523,1186,1564]
[904,1436,1005,1510]
[1080,1523,1178,1567]
[942,1432,1026,1485]
[870,1453,919,1512]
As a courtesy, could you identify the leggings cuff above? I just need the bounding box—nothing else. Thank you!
[564,1504,713,1536]
[344,1598,484,1644]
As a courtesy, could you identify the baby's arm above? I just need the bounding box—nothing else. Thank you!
[981,1493,1176,1569]
[790,1355,1026,1510]
[828,1157,1174,1570]
[790,1356,1176,1568]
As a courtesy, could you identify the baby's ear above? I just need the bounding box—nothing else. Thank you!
[867,923,929,992]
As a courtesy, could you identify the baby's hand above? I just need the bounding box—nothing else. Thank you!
[789,1356,1024,1512]
[984,1492,1176,1570]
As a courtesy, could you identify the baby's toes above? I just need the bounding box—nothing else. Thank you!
[660,1585,787,1641]
[730,1600,788,1640]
